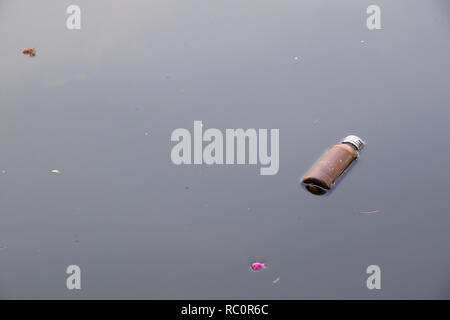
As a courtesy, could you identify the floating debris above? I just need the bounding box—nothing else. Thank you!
[0,247,6,251]
[294,56,299,60]
[360,210,380,214]
[185,186,190,190]
[1,170,6,174]
[50,169,60,174]
[272,277,280,284]
[251,262,266,271]
[360,40,365,44]
[313,119,319,125]
[144,132,150,136]
[301,135,365,195]
[22,48,36,57]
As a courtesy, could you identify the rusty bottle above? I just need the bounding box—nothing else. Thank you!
[301,135,365,195]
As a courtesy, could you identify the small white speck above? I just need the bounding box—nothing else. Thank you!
[144,132,149,136]
[360,40,365,43]
[1,170,6,174]
[50,169,60,174]
[294,56,299,60]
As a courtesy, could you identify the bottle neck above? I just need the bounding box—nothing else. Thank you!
[342,142,358,150]
[341,135,364,150]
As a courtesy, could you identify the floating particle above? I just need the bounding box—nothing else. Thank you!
[313,119,319,125]
[144,132,150,136]
[251,262,266,271]
[272,277,280,284]
[1,170,6,174]
[0,247,6,251]
[22,48,36,57]
[50,169,60,174]
[360,40,365,44]
[185,186,190,190]
[360,210,380,214]
[294,56,299,60]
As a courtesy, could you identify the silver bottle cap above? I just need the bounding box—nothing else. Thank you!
[341,135,365,150]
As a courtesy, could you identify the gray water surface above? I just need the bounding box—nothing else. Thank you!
[0,0,449,299]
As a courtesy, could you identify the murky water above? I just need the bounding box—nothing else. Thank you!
[0,0,449,299]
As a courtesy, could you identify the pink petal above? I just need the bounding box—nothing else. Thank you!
[251,262,265,271]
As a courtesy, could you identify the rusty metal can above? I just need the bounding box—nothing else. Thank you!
[301,135,365,195]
